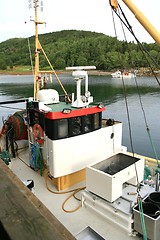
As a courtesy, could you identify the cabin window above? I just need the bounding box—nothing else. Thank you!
[45,118,56,140]
[94,113,100,129]
[45,112,102,140]
[83,115,92,132]
[57,119,68,138]
[70,117,82,136]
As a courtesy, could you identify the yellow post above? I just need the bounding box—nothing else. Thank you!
[122,0,160,44]
[34,0,40,101]
[110,0,118,10]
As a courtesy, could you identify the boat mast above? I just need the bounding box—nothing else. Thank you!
[32,0,70,101]
[110,0,160,45]
[33,0,45,101]
[34,0,39,100]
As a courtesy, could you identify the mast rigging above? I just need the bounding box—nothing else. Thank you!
[109,0,160,45]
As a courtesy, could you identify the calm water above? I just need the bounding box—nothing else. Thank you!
[0,73,160,159]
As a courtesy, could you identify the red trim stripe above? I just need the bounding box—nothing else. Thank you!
[45,106,106,120]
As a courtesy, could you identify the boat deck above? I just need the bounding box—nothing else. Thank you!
[0,147,145,240]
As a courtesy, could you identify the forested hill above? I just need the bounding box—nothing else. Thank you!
[0,30,159,71]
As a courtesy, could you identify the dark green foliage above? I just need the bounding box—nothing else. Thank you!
[0,30,159,71]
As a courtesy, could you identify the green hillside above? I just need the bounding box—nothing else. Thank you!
[0,30,159,72]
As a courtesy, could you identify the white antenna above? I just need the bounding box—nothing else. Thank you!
[28,0,43,11]
[40,1,43,11]
[66,66,95,108]
[28,0,32,9]
[66,66,96,71]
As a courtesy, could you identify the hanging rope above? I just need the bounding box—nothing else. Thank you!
[30,143,44,175]
[109,5,160,239]
[27,36,71,102]
[137,195,147,240]
[110,7,125,72]
[111,4,160,166]
[134,76,160,168]
[112,5,160,86]
[38,41,71,102]
[111,6,118,39]
[111,5,144,193]
[121,77,135,155]
[111,5,135,155]
[45,172,85,213]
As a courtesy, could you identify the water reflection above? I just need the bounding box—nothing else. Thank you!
[0,74,160,101]
[0,74,160,159]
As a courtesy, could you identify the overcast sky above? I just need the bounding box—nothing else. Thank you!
[0,0,160,43]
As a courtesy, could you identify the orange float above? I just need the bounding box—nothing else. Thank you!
[33,124,44,145]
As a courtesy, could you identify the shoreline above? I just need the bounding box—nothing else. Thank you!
[0,70,111,76]
[0,69,159,76]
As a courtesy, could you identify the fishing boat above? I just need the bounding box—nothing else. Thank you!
[1,1,160,239]
[111,70,135,79]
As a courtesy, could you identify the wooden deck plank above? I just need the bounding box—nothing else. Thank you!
[0,160,75,240]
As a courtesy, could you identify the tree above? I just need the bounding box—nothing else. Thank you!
[97,54,107,70]
[54,57,66,69]
[76,56,88,66]
[0,30,158,71]
[0,58,7,70]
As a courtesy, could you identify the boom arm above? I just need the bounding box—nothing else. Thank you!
[110,0,160,44]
